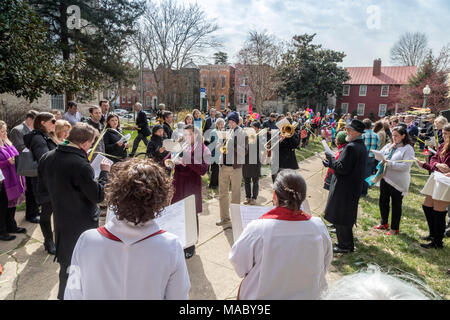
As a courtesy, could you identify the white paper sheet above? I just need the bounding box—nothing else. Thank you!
[372,150,385,162]
[105,195,197,249]
[162,139,180,152]
[433,171,450,186]
[321,140,333,155]
[90,154,113,179]
[230,200,311,242]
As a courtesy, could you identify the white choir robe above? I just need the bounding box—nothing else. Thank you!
[64,216,190,300]
[229,206,333,300]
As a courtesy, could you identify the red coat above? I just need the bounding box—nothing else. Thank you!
[423,143,450,173]
[171,143,210,213]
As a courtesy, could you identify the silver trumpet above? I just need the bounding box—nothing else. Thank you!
[164,142,189,169]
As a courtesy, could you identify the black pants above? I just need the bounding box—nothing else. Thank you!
[25,176,40,219]
[335,224,354,250]
[209,163,219,189]
[58,263,69,300]
[39,202,53,242]
[244,177,259,199]
[130,133,149,155]
[0,184,18,235]
[379,179,403,230]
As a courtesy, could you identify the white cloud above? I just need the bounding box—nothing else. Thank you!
[182,0,450,66]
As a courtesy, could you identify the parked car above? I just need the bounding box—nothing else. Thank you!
[113,109,128,116]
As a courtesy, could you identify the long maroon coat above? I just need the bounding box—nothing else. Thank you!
[172,143,210,213]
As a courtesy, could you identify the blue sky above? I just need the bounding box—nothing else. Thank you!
[183,0,450,67]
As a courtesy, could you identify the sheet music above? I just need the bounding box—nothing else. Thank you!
[105,195,197,249]
[372,150,385,162]
[90,154,113,179]
[155,199,186,247]
[321,140,333,154]
[240,205,275,231]
[162,139,179,152]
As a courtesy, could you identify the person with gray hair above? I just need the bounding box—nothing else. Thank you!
[321,265,441,300]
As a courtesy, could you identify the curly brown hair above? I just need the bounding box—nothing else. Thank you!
[105,158,174,225]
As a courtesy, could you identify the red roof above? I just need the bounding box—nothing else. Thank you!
[344,66,417,85]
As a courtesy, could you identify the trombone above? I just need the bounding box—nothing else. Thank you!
[245,127,268,144]
[264,121,298,151]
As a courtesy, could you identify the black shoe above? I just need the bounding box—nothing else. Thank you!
[8,227,26,234]
[420,235,433,241]
[0,233,16,241]
[184,246,195,259]
[44,239,56,255]
[333,246,354,254]
[420,242,443,249]
[26,217,40,224]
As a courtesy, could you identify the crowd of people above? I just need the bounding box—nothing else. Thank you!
[0,100,448,300]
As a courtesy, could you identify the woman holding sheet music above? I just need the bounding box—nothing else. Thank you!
[371,126,415,235]
[416,124,450,249]
[103,113,128,163]
[171,124,210,259]
[229,169,332,300]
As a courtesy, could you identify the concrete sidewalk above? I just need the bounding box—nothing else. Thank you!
[0,154,340,300]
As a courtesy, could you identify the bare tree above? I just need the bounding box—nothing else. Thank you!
[237,30,284,114]
[138,0,219,110]
[390,32,429,66]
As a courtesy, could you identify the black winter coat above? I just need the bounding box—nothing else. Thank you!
[324,138,368,226]
[38,145,108,265]
[136,110,151,137]
[163,122,173,140]
[279,132,300,170]
[146,134,169,164]
[103,128,127,162]
[23,130,58,204]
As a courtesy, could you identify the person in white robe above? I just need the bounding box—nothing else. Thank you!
[64,158,190,300]
[229,169,333,300]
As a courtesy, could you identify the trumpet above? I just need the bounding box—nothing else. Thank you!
[220,129,233,154]
[245,127,268,144]
[264,122,299,151]
[164,143,189,169]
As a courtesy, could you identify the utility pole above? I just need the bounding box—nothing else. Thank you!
[139,31,144,106]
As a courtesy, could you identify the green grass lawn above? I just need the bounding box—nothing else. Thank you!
[329,148,449,299]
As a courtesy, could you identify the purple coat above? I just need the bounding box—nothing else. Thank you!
[0,143,26,207]
[172,143,210,213]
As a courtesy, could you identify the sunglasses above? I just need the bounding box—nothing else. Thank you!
[50,119,56,124]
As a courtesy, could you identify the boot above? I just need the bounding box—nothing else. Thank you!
[40,221,56,255]
[432,209,447,248]
[422,205,434,240]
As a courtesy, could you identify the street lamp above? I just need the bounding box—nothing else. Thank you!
[422,85,431,108]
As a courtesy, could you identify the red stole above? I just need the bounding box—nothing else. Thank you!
[97,226,165,243]
[259,206,311,221]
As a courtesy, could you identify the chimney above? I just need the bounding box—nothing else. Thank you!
[373,59,382,76]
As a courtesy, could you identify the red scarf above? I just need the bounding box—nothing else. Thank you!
[259,206,311,221]
[97,226,165,243]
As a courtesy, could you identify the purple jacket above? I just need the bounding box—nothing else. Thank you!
[172,143,210,213]
[0,143,26,207]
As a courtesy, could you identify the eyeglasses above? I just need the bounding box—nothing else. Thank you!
[51,119,56,124]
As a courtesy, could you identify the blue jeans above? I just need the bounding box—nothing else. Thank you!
[361,157,377,196]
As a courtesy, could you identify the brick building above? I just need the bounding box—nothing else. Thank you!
[199,65,235,112]
[337,59,417,119]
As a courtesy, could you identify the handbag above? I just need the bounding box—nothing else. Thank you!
[16,149,38,177]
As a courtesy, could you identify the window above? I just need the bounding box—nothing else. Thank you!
[202,77,207,88]
[212,77,216,89]
[341,103,349,114]
[211,95,216,105]
[241,77,247,86]
[122,96,125,103]
[240,93,247,104]
[146,96,150,107]
[343,85,350,96]
[50,95,65,110]
[379,104,387,117]
[381,85,389,97]
[357,103,365,116]
[359,85,367,96]
[220,95,226,108]
[127,94,131,104]
[221,76,226,89]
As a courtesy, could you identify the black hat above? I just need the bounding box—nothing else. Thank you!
[152,124,163,135]
[227,111,240,124]
[347,119,366,133]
